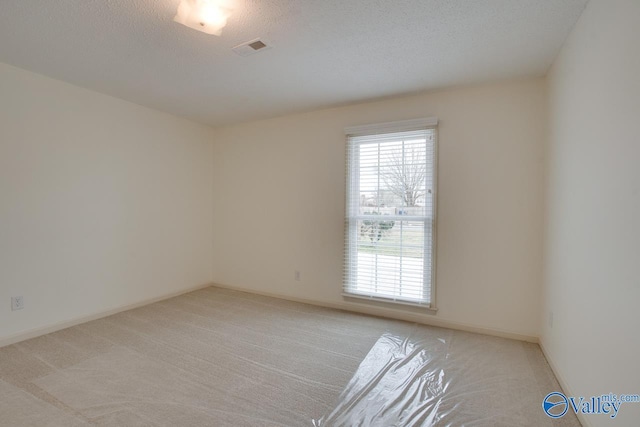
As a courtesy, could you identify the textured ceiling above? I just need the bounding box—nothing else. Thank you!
[0,0,588,127]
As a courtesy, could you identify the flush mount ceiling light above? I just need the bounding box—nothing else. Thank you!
[174,0,231,36]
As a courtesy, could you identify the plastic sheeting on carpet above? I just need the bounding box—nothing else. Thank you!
[313,333,454,426]
[313,328,579,427]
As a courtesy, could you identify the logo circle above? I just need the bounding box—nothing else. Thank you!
[543,392,568,418]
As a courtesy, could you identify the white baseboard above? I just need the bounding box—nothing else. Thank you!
[1,280,539,347]
[210,282,539,343]
[539,340,589,427]
[0,283,212,348]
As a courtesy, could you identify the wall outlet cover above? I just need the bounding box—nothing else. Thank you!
[11,296,24,311]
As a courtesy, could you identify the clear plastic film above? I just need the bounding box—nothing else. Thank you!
[313,327,575,427]
[312,332,455,427]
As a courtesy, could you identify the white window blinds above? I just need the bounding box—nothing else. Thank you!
[344,120,437,307]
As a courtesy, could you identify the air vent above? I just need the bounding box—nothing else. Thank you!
[232,38,271,57]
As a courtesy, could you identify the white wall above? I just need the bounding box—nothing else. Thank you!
[0,62,214,343]
[212,79,546,339]
[543,0,640,425]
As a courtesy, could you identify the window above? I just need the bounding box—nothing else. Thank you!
[344,118,437,307]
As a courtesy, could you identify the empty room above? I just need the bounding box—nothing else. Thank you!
[1,0,638,426]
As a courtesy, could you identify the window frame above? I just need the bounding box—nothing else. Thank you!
[343,118,438,310]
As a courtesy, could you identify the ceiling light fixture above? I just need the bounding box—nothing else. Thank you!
[174,0,230,36]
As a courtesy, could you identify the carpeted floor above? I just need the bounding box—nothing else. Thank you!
[0,286,580,426]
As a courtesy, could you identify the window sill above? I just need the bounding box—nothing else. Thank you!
[342,292,438,313]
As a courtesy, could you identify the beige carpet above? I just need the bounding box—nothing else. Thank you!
[0,286,580,426]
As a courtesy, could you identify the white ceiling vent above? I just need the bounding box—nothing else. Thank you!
[232,38,271,57]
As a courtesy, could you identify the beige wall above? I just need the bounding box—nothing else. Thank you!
[543,0,640,425]
[212,78,546,339]
[0,63,214,343]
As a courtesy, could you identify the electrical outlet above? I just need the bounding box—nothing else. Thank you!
[11,296,24,311]
[294,270,301,281]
